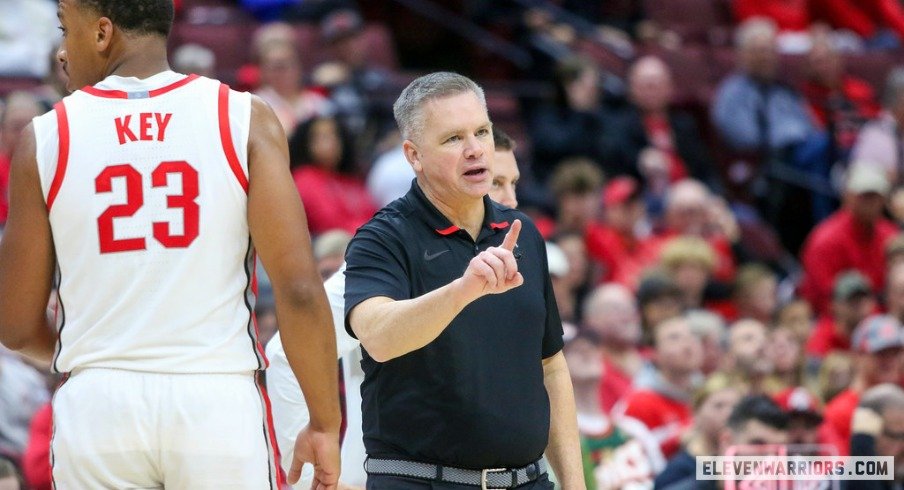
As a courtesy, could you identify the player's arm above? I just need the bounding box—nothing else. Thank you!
[349,220,523,362]
[0,123,57,362]
[542,351,585,490]
[245,96,341,486]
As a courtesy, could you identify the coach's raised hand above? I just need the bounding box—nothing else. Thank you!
[457,219,524,302]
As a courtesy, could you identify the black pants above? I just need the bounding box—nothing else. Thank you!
[366,473,555,489]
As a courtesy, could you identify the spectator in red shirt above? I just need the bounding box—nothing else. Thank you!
[800,164,898,315]
[659,179,738,283]
[583,283,644,413]
[288,115,377,236]
[607,57,721,191]
[585,176,659,290]
[802,35,880,154]
[21,403,50,490]
[619,315,703,458]
[806,271,877,361]
[0,92,42,226]
[822,314,904,455]
[654,374,743,488]
[800,34,879,221]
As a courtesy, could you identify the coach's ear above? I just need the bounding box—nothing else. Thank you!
[402,139,422,173]
[95,16,115,53]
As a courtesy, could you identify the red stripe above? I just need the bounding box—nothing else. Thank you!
[490,221,510,230]
[218,84,249,193]
[47,102,70,211]
[80,74,199,99]
[435,225,460,235]
[257,373,286,488]
[149,74,199,96]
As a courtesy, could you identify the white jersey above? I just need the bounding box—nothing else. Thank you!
[33,71,264,374]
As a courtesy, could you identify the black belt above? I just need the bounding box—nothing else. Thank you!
[364,457,547,489]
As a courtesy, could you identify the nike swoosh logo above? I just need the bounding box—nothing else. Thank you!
[423,249,449,261]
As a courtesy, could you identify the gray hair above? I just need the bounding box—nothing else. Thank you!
[883,66,904,108]
[860,383,904,415]
[392,72,486,141]
[686,309,728,348]
[735,17,777,50]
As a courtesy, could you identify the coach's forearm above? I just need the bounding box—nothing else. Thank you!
[276,279,342,432]
[543,352,585,490]
[349,279,476,362]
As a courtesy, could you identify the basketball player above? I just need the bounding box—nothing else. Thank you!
[0,1,341,489]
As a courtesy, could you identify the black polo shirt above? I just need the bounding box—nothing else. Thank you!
[344,180,564,470]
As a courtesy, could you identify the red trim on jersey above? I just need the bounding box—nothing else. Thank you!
[80,74,200,99]
[489,221,510,230]
[256,373,287,489]
[46,102,70,211]
[435,225,460,235]
[217,84,249,193]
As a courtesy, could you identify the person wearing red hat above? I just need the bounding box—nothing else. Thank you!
[773,387,825,448]
[821,314,904,455]
[585,176,660,291]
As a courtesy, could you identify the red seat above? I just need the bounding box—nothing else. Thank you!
[171,23,257,83]
[644,46,715,105]
[293,23,321,71]
[0,78,41,97]
[643,0,730,44]
[844,52,894,94]
[359,24,399,71]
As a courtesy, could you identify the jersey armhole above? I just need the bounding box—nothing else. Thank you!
[217,83,250,193]
[42,101,70,211]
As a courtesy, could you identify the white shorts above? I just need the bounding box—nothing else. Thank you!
[50,368,283,489]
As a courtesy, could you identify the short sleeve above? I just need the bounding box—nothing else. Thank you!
[344,222,410,338]
[534,223,563,358]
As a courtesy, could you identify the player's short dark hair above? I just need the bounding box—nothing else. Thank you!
[492,126,516,152]
[727,395,788,432]
[77,0,174,37]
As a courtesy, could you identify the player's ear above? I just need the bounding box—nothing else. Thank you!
[95,16,114,52]
[402,139,422,173]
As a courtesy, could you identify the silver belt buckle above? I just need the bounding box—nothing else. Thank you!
[480,468,506,490]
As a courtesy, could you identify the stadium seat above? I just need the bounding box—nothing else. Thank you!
[171,22,257,83]
[845,51,894,95]
[642,0,731,45]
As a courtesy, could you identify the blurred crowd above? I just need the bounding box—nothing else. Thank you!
[7,0,904,488]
